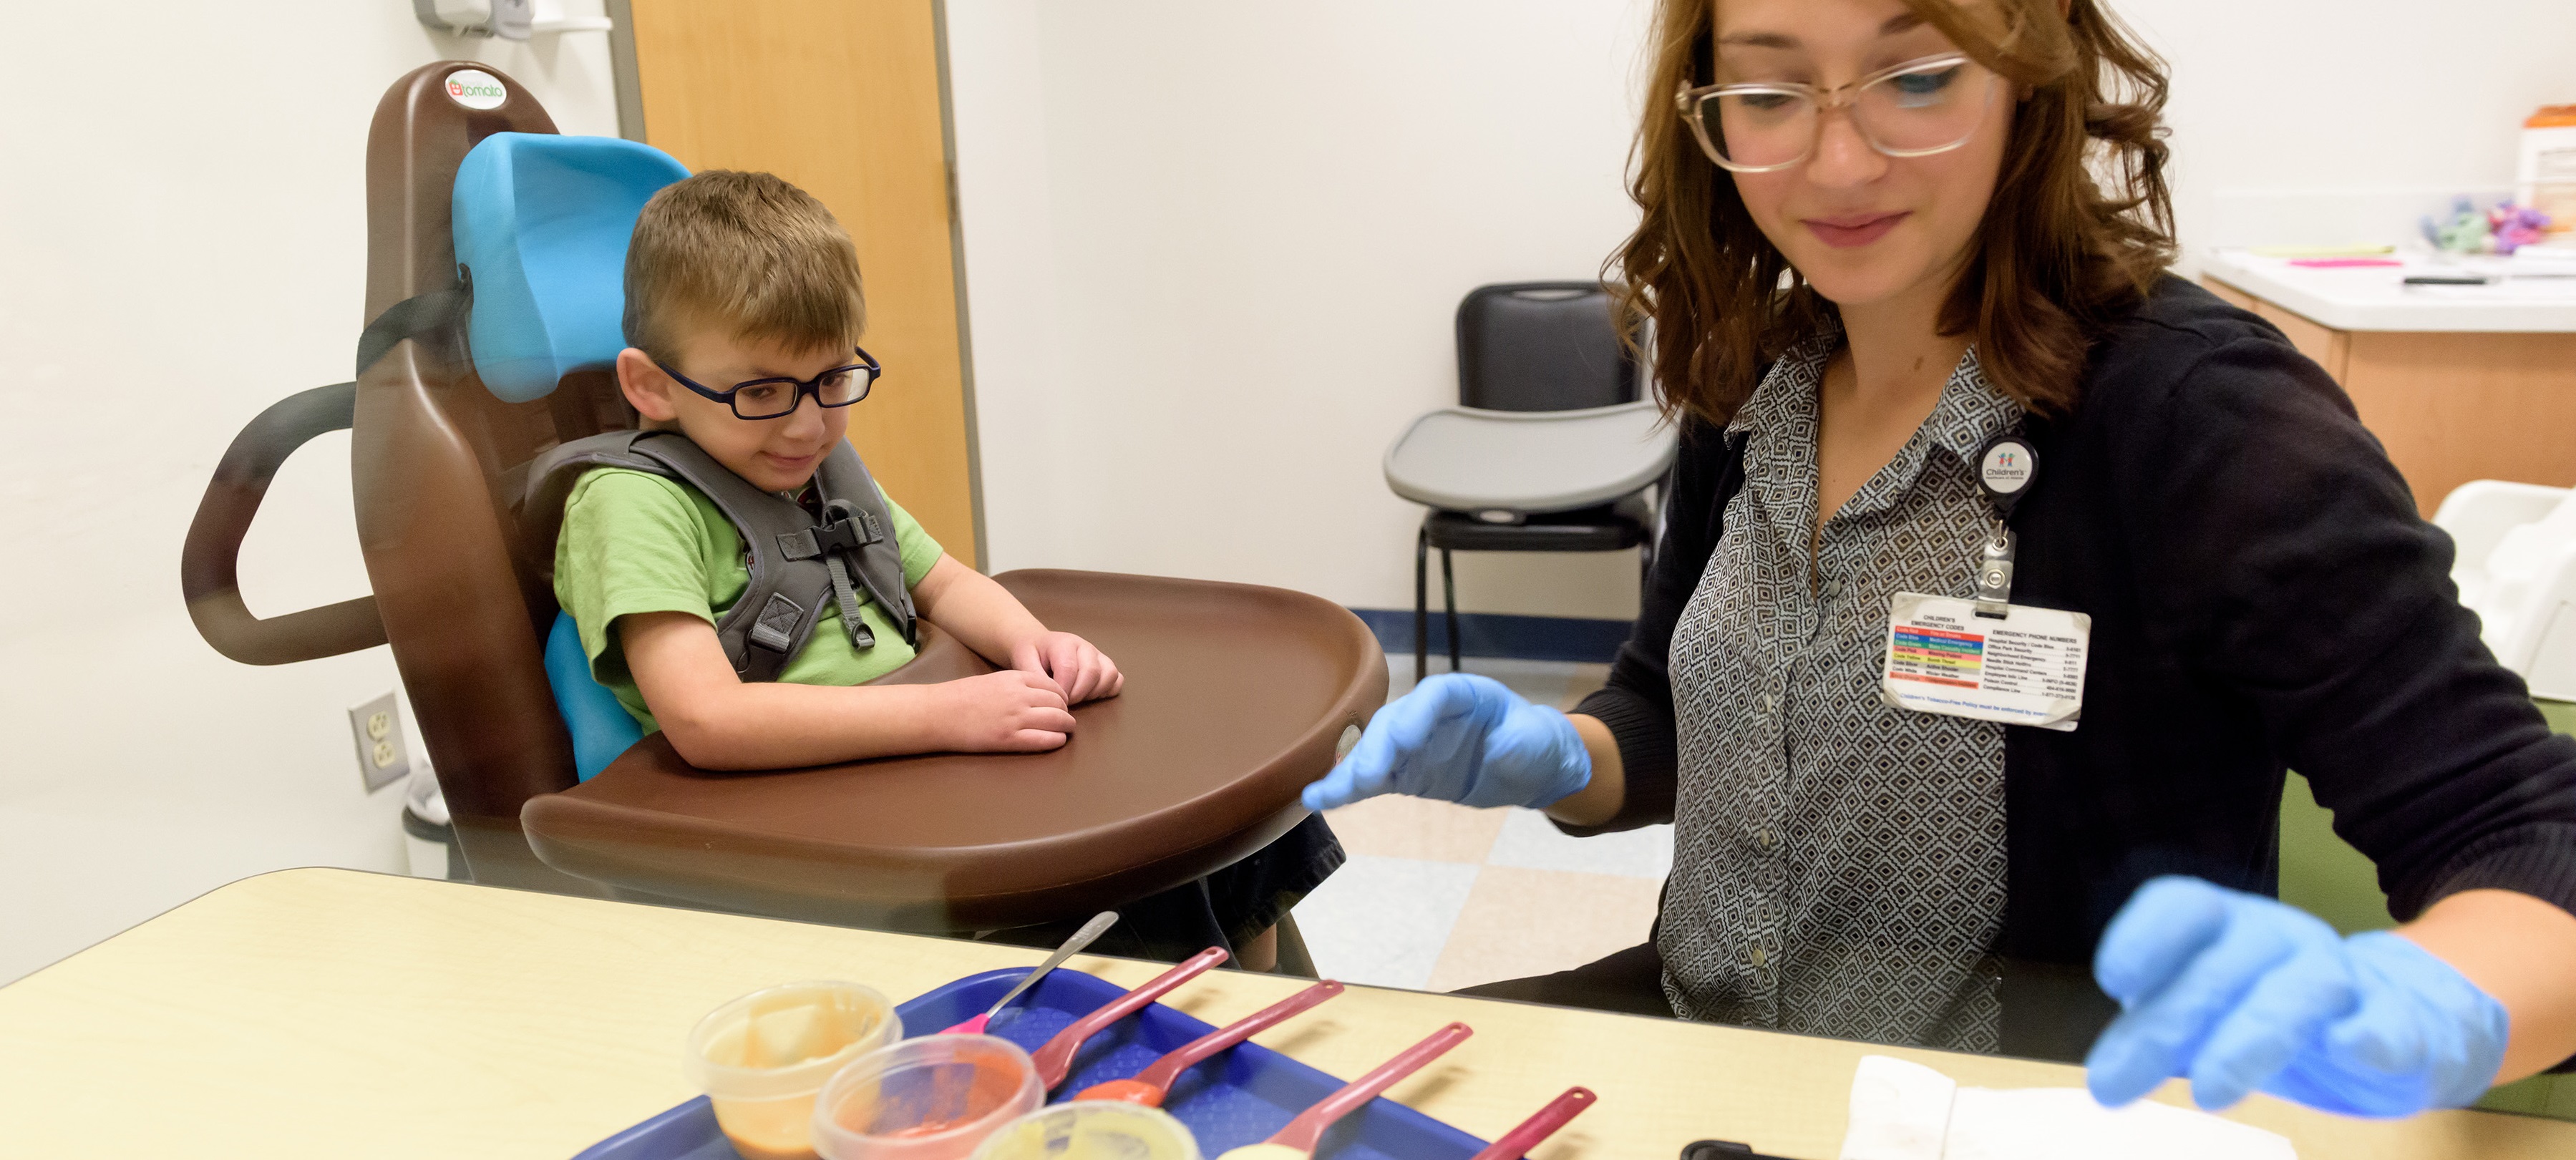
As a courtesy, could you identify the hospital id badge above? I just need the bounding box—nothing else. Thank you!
[1881,592,2089,731]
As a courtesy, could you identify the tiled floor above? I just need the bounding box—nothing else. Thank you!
[1293,657,1674,993]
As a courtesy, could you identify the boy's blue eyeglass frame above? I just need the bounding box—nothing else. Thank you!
[653,346,883,420]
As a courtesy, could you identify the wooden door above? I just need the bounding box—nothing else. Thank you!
[623,0,981,565]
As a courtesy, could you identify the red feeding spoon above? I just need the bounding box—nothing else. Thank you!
[1075,980,1347,1105]
[1029,945,1230,1090]
[940,911,1119,1035]
[1214,1022,1474,1160]
[1466,1086,1598,1160]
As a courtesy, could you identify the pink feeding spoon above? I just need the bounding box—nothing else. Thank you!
[1075,980,1347,1105]
[1215,1021,1474,1160]
[1029,945,1230,1090]
[1467,1086,1598,1160]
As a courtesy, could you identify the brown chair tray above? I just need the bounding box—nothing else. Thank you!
[519,569,1386,930]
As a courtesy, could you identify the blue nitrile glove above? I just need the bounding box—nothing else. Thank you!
[1299,673,1590,811]
[2084,875,2509,1118]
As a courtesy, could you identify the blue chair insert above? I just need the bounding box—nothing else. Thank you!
[452,132,690,403]
[545,610,643,782]
[452,131,688,772]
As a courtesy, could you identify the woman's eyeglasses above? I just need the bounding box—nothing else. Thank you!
[655,346,882,420]
[1676,53,1999,173]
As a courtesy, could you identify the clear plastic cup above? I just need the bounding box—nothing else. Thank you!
[969,1101,1201,1160]
[684,981,904,1160]
[810,1034,1045,1160]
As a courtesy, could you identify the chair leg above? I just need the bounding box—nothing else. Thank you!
[1271,910,1318,978]
[1441,548,1462,673]
[1414,527,1430,686]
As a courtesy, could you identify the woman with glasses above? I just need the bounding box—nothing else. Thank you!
[1305,0,2576,1119]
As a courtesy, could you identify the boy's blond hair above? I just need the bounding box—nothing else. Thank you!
[623,170,865,364]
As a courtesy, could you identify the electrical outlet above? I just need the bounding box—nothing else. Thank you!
[348,692,413,793]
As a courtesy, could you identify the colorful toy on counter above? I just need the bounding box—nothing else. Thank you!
[1213,1022,1476,1160]
[2424,195,2560,255]
[810,1035,1045,1160]
[683,981,904,1160]
[1076,980,1348,1106]
[1030,946,1231,1090]
[2492,203,2556,254]
[1466,1087,1598,1160]
[2427,196,2494,254]
[970,1102,1202,1160]
[941,912,1120,1036]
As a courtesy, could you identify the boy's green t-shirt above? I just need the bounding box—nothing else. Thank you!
[553,467,945,733]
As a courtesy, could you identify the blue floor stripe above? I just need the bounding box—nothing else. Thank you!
[1347,608,1633,664]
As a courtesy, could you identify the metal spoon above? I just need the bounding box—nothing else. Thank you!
[938,910,1119,1035]
[1075,980,1346,1105]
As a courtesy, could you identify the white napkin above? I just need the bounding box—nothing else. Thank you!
[1837,1056,2297,1160]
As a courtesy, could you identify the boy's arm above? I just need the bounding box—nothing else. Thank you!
[621,610,1075,770]
[910,556,1126,703]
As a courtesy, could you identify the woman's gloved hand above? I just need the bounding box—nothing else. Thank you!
[2084,875,2509,1118]
[1298,673,1590,811]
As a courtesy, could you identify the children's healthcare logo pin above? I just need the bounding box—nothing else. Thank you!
[1978,436,2036,497]
[444,68,508,111]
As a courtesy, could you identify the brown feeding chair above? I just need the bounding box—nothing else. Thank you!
[179,62,1384,935]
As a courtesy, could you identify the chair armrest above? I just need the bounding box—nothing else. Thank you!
[2434,480,2571,578]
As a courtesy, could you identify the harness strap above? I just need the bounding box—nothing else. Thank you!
[821,497,915,648]
[782,505,887,650]
[823,556,876,649]
[747,590,807,655]
[517,429,918,678]
[355,282,468,378]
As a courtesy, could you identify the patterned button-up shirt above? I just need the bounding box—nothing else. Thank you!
[1655,328,2021,1051]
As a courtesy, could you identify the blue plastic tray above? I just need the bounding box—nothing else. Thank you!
[575,967,1494,1160]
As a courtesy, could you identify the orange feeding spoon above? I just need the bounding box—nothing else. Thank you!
[1212,1022,1474,1160]
[1076,980,1347,1105]
[1029,945,1231,1090]
[1466,1086,1598,1160]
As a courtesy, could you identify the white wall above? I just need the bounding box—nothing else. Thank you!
[0,3,618,983]
[948,0,1661,621]
[2131,0,2576,267]
[945,0,2576,617]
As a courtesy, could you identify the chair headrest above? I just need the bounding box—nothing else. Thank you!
[452,132,690,403]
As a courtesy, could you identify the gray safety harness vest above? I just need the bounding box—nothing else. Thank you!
[520,430,918,682]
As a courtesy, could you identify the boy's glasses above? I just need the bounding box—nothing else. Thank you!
[656,346,882,420]
[1676,53,1998,173]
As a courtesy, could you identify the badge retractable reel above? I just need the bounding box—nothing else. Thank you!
[1876,432,2091,733]
[1971,434,2036,618]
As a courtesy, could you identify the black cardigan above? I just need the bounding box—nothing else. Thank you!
[1577,277,2576,1056]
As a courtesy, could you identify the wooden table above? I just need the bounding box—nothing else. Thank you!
[3,869,2570,1159]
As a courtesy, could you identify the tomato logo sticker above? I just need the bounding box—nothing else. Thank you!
[444,69,507,111]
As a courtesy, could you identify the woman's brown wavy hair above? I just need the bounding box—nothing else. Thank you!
[1615,0,2176,426]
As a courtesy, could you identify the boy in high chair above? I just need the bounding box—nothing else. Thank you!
[550,171,1338,968]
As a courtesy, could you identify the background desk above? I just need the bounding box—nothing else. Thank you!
[2200,250,2576,516]
[2,869,2570,1159]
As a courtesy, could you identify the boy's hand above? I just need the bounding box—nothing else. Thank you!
[938,670,1077,752]
[1011,632,1125,704]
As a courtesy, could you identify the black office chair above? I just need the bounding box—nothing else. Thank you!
[1381,283,1678,679]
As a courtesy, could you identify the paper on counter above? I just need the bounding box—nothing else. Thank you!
[1837,1056,2296,1160]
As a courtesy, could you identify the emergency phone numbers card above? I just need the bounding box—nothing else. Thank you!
[1881,592,2089,731]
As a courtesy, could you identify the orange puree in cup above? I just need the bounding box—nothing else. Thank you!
[711,1093,829,1160]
